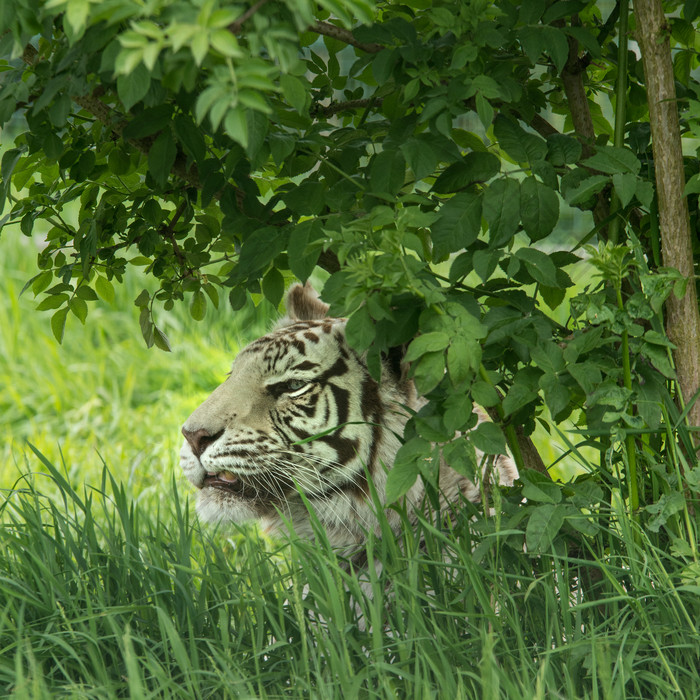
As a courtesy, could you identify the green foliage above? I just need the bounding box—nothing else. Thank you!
[2,145,700,700]
[0,2,698,534]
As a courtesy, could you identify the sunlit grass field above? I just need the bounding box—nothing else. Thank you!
[2,230,700,698]
[1,231,270,498]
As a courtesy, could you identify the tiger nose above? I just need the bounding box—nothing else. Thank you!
[182,427,224,458]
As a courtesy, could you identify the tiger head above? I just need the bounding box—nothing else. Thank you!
[180,283,516,547]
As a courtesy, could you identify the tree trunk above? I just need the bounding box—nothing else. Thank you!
[636,0,700,446]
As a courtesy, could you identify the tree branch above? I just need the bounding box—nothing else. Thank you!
[228,0,271,34]
[560,32,611,233]
[310,21,383,53]
[311,98,375,118]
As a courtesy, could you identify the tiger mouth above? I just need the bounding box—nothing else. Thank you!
[202,471,248,495]
[201,469,293,502]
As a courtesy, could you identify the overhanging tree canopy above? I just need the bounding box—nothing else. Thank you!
[1,0,698,497]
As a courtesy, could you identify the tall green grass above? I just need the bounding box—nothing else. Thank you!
[2,232,700,698]
[3,444,700,698]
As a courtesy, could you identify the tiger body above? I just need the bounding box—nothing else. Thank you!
[180,284,517,549]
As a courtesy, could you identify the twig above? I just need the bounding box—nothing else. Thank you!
[228,0,271,34]
[310,21,383,53]
[311,98,375,118]
[161,200,189,267]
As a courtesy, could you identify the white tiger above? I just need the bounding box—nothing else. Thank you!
[180,283,517,548]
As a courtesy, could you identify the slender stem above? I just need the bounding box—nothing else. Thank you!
[478,364,525,475]
[616,286,639,514]
[608,0,630,244]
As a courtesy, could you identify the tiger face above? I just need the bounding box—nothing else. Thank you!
[180,284,516,547]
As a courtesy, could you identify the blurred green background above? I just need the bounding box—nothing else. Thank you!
[0,222,276,502]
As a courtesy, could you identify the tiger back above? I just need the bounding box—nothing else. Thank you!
[180,283,517,548]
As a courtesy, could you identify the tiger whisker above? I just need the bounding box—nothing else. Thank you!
[264,453,367,528]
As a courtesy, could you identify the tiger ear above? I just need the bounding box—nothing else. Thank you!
[284,282,330,321]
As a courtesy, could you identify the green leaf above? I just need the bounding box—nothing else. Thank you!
[174,114,207,164]
[224,108,248,149]
[475,92,493,130]
[284,180,325,216]
[404,332,450,362]
[288,219,323,282]
[37,293,69,311]
[345,305,375,354]
[518,26,568,72]
[470,421,507,455]
[635,180,654,208]
[148,131,176,188]
[0,148,21,215]
[502,381,538,417]
[229,287,247,310]
[646,492,686,533]
[443,393,474,432]
[239,227,286,273]
[51,307,69,343]
[431,192,482,259]
[123,105,173,139]
[153,325,172,352]
[372,48,398,84]
[583,146,641,175]
[370,149,406,196]
[447,341,477,385]
[71,151,96,181]
[65,0,90,40]
[564,174,609,206]
[514,247,560,287]
[483,178,520,246]
[400,138,439,181]
[412,351,446,394]
[189,290,207,321]
[269,133,296,165]
[262,267,284,308]
[280,74,308,113]
[520,470,562,504]
[546,133,582,166]
[94,276,115,305]
[493,115,547,164]
[526,504,565,552]
[139,306,154,347]
[563,325,605,361]
[134,289,150,308]
[108,147,130,175]
[245,110,268,162]
[519,177,559,241]
[432,152,500,193]
[49,95,71,128]
[470,380,500,407]
[117,63,151,111]
[442,439,477,480]
[473,248,501,283]
[29,271,53,297]
[530,342,565,374]
[539,372,570,418]
[68,297,88,324]
[386,438,429,501]
[612,172,638,208]
[685,0,700,22]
